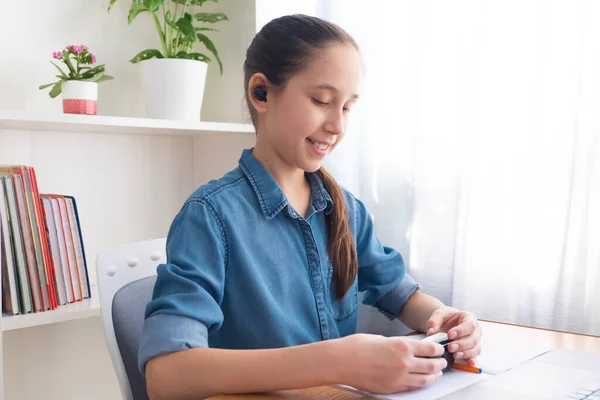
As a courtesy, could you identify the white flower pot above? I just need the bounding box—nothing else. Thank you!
[139,58,208,121]
[62,81,98,115]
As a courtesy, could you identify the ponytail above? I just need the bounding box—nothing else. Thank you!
[317,167,358,300]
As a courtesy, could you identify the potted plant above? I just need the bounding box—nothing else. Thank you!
[108,0,227,121]
[39,45,114,115]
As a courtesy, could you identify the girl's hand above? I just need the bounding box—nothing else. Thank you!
[426,306,482,366]
[336,333,448,394]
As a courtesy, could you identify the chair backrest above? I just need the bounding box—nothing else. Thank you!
[96,238,166,400]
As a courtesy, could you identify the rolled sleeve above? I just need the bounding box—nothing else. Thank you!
[375,273,419,319]
[137,199,227,375]
[138,313,209,373]
[352,195,420,320]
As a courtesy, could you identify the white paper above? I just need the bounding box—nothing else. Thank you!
[476,344,552,375]
[336,343,551,399]
[337,370,492,400]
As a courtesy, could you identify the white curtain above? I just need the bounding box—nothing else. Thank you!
[318,0,600,336]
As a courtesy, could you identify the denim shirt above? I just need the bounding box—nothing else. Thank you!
[138,148,419,374]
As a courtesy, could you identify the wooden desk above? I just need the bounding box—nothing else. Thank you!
[209,320,600,400]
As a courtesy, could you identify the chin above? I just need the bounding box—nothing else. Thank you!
[299,160,324,173]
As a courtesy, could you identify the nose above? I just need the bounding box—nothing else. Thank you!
[324,108,345,136]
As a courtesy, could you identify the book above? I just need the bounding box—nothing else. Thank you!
[11,174,43,312]
[64,196,90,298]
[48,196,74,303]
[56,196,82,301]
[0,166,57,310]
[40,194,90,303]
[0,165,90,313]
[41,197,67,306]
[0,176,21,314]
[3,176,33,313]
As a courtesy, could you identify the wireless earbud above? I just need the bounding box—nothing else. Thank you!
[253,86,267,102]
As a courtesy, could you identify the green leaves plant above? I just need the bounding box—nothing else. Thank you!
[193,12,227,23]
[38,82,57,90]
[109,0,227,74]
[129,48,164,63]
[172,0,218,5]
[94,74,115,83]
[196,32,222,74]
[41,45,114,98]
[144,0,163,12]
[50,61,68,78]
[48,82,62,98]
[128,1,149,24]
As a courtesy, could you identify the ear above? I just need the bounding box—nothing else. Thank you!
[247,73,270,114]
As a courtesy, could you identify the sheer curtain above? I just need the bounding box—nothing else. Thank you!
[317,0,600,336]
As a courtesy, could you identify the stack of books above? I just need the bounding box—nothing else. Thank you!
[0,166,90,315]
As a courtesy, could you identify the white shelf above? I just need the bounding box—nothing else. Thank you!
[0,110,255,137]
[2,286,101,331]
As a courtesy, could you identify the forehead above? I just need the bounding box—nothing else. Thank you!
[290,44,363,95]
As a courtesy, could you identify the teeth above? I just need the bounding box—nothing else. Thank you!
[308,138,329,151]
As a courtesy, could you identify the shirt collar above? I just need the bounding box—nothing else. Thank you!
[238,148,333,220]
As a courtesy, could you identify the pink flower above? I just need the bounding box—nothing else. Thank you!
[52,51,62,59]
[81,45,88,50]
[75,46,83,54]
[67,45,75,51]
[91,55,97,64]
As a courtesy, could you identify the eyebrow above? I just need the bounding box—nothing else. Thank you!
[314,84,360,99]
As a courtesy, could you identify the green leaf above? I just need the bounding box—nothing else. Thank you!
[128,2,149,24]
[197,32,222,74]
[108,0,119,12]
[49,82,62,98]
[193,12,228,23]
[80,65,105,79]
[50,61,68,78]
[82,72,104,82]
[176,16,198,49]
[144,0,163,12]
[165,11,177,28]
[39,82,58,90]
[188,52,211,62]
[176,16,197,39]
[174,51,193,59]
[195,26,219,32]
[129,48,164,63]
[63,55,77,77]
[184,12,193,21]
[172,0,217,5]
[95,74,114,83]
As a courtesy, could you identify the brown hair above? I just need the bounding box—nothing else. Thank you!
[243,14,359,299]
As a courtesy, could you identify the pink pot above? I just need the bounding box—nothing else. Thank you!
[61,81,98,115]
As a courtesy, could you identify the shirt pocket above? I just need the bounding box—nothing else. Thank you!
[326,259,358,322]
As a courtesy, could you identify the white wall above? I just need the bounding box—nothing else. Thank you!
[0,1,256,399]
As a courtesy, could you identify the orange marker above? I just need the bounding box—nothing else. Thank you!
[452,363,482,374]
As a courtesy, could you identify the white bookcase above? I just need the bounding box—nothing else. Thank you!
[0,113,255,400]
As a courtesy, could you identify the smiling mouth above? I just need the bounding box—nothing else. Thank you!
[307,138,332,151]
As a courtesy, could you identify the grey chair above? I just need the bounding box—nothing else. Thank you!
[96,238,166,400]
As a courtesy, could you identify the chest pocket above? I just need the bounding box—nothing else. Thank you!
[326,260,358,322]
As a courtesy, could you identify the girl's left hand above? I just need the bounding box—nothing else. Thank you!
[425,306,482,366]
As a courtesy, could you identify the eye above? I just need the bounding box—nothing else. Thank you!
[312,98,328,106]
[343,107,351,113]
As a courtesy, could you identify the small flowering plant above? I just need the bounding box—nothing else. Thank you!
[39,45,114,98]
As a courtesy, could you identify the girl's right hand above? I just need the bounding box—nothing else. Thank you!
[335,333,447,394]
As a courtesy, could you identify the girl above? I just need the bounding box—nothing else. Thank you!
[139,14,482,400]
